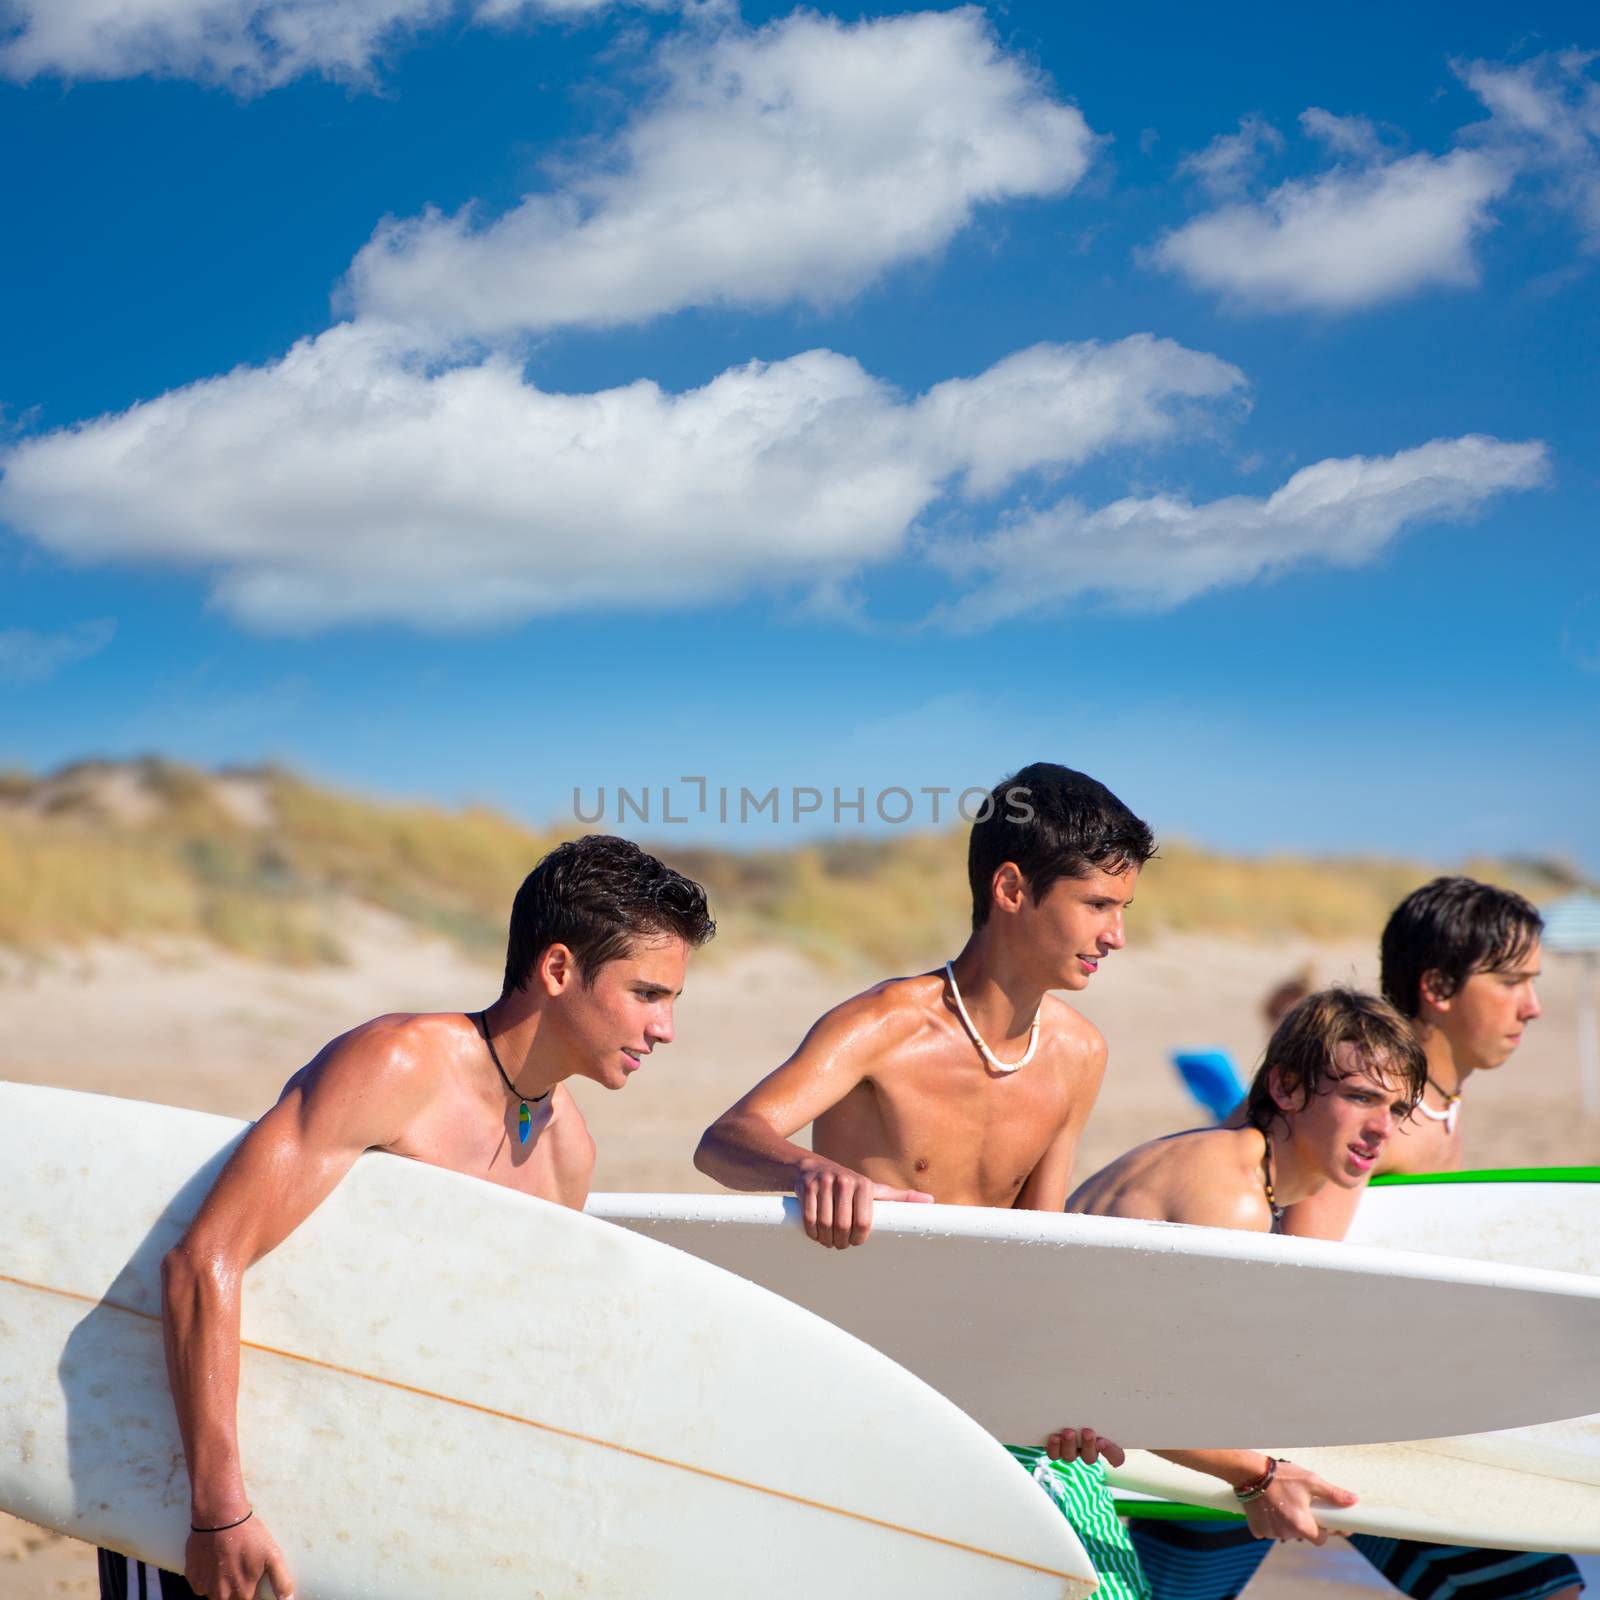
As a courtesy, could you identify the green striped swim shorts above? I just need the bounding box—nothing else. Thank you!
[1006,1445,1153,1600]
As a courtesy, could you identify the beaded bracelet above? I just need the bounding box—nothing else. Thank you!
[1233,1458,1280,1503]
[191,1509,254,1534]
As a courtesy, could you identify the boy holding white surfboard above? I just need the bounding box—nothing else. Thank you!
[101,835,715,1600]
[1275,879,1582,1600]
[1064,988,1421,1563]
[1094,879,1583,1600]
[696,762,1160,1600]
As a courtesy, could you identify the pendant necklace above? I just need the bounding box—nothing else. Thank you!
[944,961,1040,1074]
[1414,1073,1461,1136]
[475,1011,549,1145]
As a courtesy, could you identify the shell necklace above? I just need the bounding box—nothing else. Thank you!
[944,961,1040,1074]
[1414,1073,1462,1136]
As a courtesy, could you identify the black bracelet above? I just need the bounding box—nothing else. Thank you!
[191,1509,253,1534]
[1234,1458,1279,1503]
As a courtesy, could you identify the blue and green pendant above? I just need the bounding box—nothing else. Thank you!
[517,1100,532,1145]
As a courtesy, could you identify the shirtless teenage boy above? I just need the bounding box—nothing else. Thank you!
[1067,988,1424,1564]
[695,762,1157,1600]
[1275,879,1582,1600]
[100,836,714,1600]
[1117,883,1579,1600]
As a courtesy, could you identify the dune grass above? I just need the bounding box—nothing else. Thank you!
[0,759,1582,969]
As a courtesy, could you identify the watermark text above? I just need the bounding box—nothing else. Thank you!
[572,778,1035,828]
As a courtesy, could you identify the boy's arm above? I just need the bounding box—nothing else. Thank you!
[1149,1451,1358,1543]
[694,998,933,1248]
[1015,1017,1108,1212]
[163,1025,433,1600]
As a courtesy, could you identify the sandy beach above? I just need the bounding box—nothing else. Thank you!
[4,924,1596,1596]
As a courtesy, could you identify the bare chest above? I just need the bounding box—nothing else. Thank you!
[391,1092,584,1207]
[817,1062,1070,1205]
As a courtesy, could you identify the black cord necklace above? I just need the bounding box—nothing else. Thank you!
[1261,1139,1285,1231]
[475,1012,549,1146]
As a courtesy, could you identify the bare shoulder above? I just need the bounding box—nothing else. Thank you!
[1042,995,1107,1069]
[1074,1128,1259,1227]
[284,1011,463,1145]
[1183,1186,1273,1232]
[1164,1129,1271,1230]
[549,1084,597,1159]
[542,1084,597,1205]
[812,972,948,1056]
[1069,1141,1168,1221]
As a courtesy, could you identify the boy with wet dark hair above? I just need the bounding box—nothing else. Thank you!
[1066,989,1424,1555]
[1296,875,1544,1216]
[102,836,713,1600]
[1381,875,1544,1018]
[1071,987,1426,1238]
[503,833,720,991]
[967,761,1158,931]
[698,761,1157,1600]
[1235,987,1427,1147]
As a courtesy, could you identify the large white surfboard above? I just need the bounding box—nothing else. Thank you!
[0,1084,1095,1600]
[1108,1170,1600,1551]
[588,1193,1600,1449]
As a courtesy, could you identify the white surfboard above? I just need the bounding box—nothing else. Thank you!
[1107,1440,1600,1555]
[587,1193,1600,1448]
[0,1084,1094,1600]
[1350,1168,1600,1272]
[1109,1171,1600,1552]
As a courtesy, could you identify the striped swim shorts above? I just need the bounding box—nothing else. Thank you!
[1007,1445,1154,1600]
[1128,1516,1584,1600]
[97,1549,202,1600]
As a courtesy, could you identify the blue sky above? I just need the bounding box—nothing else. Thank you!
[2,0,1597,864]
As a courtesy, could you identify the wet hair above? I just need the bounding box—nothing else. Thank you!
[967,762,1155,931]
[502,834,715,995]
[1243,987,1427,1133]
[1380,877,1543,1020]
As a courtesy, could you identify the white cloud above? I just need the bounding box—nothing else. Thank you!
[1298,107,1385,163]
[1176,115,1283,199]
[914,337,1242,499]
[0,326,1240,632]
[0,619,116,684]
[1155,49,1600,313]
[930,435,1548,626]
[1460,50,1600,250]
[1152,148,1511,312]
[345,6,1097,340]
[0,0,654,90]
